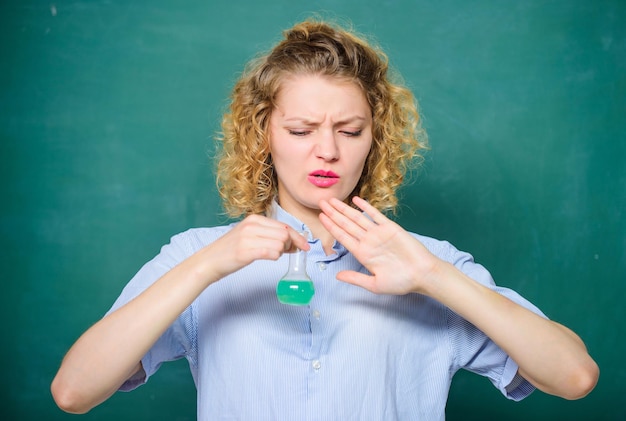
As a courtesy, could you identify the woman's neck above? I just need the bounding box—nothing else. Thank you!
[296,211,336,256]
[274,197,337,255]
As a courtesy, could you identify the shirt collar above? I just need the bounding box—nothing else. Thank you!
[269,200,308,234]
[268,199,347,257]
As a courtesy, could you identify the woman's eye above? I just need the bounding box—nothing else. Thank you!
[288,130,310,136]
[341,130,362,137]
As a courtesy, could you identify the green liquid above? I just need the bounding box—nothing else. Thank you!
[276,280,315,305]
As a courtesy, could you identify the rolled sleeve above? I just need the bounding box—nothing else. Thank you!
[501,357,536,401]
[436,237,545,401]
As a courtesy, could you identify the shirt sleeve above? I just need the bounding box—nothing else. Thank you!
[438,239,546,401]
[104,230,204,391]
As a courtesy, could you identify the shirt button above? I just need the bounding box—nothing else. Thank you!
[318,262,327,270]
[312,310,321,319]
[312,360,321,370]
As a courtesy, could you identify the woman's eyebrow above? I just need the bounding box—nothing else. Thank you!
[282,115,368,125]
[334,115,368,125]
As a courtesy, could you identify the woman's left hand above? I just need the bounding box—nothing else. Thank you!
[318,196,440,295]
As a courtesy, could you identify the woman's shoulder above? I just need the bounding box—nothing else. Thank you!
[407,231,485,272]
[167,223,237,255]
[408,231,461,259]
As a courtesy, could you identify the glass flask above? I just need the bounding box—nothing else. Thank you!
[276,233,314,305]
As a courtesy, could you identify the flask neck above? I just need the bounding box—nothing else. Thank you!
[284,249,309,280]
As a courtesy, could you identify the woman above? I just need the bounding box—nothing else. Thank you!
[51,19,598,419]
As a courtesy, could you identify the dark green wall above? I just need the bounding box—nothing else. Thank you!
[1,1,624,420]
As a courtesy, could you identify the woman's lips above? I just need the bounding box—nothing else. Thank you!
[307,170,340,187]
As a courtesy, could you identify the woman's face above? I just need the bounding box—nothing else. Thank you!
[269,74,373,218]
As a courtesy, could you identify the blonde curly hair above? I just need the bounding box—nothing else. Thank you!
[215,18,428,218]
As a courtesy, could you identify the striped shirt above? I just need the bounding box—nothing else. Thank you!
[109,202,542,420]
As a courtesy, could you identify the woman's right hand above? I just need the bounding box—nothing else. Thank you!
[202,214,310,282]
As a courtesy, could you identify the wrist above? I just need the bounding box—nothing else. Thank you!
[186,245,226,289]
[415,259,458,300]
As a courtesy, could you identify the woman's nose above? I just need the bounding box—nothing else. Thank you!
[315,131,339,161]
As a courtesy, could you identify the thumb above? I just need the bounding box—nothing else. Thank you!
[284,227,310,253]
[336,270,375,292]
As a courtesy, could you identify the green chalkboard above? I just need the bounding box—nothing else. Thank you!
[1,1,624,420]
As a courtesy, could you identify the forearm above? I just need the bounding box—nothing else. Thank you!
[51,247,219,413]
[51,217,308,413]
[424,262,599,399]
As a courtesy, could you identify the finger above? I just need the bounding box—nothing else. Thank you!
[319,211,360,251]
[318,200,366,248]
[236,216,304,256]
[240,223,289,246]
[320,199,372,242]
[285,227,310,252]
[244,213,287,228]
[246,215,310,252]
[328,197,378,231]
[351,196,388,226]
[336,270,377,292]
[259,227,307,254]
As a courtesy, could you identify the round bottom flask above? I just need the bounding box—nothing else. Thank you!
[276,235,314,305]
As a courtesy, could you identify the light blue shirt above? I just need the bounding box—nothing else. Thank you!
[109,202,543,420]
